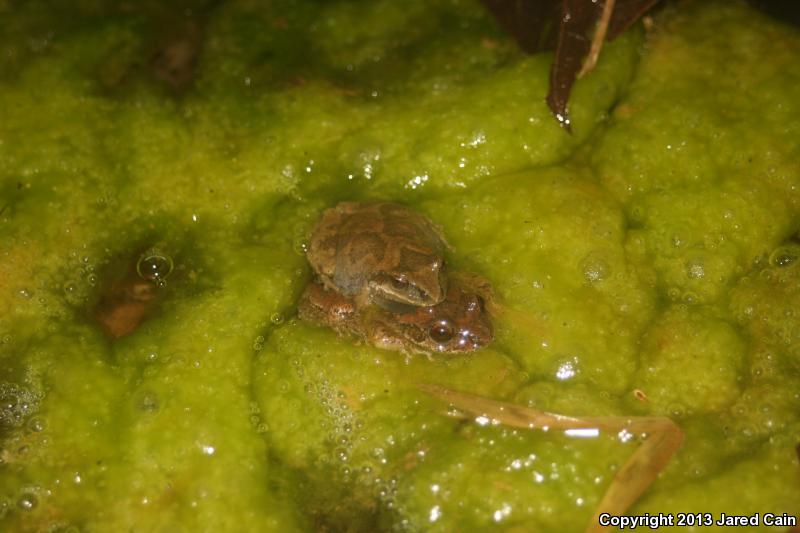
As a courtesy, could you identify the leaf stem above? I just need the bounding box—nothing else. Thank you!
[578,0,616,78]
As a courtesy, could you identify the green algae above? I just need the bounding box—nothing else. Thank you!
[0,0,799,531]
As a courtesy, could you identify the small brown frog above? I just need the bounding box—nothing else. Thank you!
[298,277,493,354]
[306,202,448,310]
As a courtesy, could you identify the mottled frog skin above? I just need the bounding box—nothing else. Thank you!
[298,277,493,354]
[306,202,448,310]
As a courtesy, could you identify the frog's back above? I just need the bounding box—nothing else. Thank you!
[307,202,447,302]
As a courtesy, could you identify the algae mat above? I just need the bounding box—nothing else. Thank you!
[0,1,799,531]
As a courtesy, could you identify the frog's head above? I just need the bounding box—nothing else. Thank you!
[382,283,493,354]
[370,259,448,310]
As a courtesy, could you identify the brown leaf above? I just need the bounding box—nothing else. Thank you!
[479,0,561,53]
[481,0,661,130]
[547,0,604,132]
[549,0,661,130]
[93,249,174,340]
[747,0,800,27]
[151,22,202,93]
[94,270,158,340]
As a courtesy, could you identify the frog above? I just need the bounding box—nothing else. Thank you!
[298,276,493,354]
[305,202,449,310]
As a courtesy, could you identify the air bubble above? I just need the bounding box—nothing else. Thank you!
[138,392,159,412]
[662,286,677,300]
[136,250,174,285]
[17,493,37,511]
[27,417,45,433]
[293,239,309,255]
[270,313,284,325]
[682,291,698,303]
[768,244,800,268]
[667,403,685,417]
[1,394,18,410]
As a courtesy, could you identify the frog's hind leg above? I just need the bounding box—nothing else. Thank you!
[419,385,684,533]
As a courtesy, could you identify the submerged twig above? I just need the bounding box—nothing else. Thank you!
[420,384,684,533]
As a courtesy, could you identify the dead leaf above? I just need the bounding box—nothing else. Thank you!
[481,0,661,130]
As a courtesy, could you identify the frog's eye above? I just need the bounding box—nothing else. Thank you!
[391,277,409,290]
[391,277,426,301]
[429,320,454,344]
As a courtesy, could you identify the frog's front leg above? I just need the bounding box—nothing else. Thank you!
[420,384,684,533]
[297,280,359,338]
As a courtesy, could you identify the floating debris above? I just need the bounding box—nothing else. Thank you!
[95,248,177,339]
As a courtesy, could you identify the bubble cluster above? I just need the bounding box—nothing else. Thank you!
[374,475,399,509]
[247,400,269,434]
[253,335,265,351]
[300,376,364,481]
[0,382,40,429]
[685,258,705,279]
[580,253,610,283]
[61,250,103,305]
